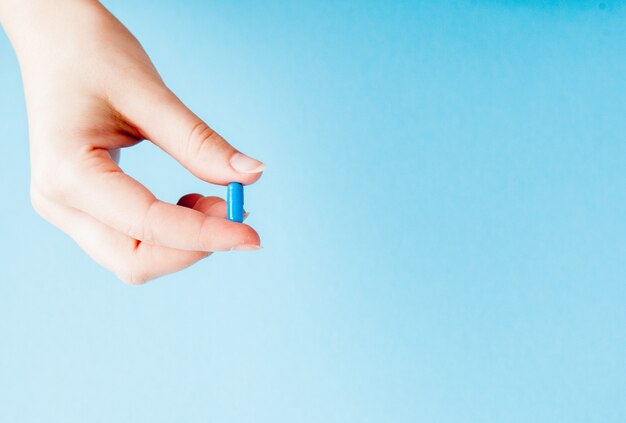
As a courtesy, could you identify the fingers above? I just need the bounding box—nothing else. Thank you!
[112,84,265,186]
[31,194,208,284]
[32,193,238,284]
[177,193,204,208]
[62,150,261,252]
[177,194,232,220]
[193,196,228,216]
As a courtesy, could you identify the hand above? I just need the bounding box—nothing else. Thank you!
[0,0,265,284]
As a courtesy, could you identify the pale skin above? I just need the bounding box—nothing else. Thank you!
[0,0,265,284]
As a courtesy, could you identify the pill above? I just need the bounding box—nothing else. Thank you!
[227,182,244,223]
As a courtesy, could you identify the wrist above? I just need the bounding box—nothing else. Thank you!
[1,0,111,71]
[0,0,104,44]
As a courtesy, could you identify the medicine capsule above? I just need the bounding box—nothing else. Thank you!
[227,182,244,223]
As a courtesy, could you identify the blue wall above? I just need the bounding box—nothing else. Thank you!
[1,1,625,421]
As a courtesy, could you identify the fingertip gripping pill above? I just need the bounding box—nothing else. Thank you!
[227,182,244,223]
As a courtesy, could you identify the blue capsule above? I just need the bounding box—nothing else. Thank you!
[227,182,244,223]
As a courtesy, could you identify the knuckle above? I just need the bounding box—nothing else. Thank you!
[188,121,215,146]
[115,242,154,286]
[116,265,149,286]
[29,186,50,218]
[186,121,225,158]
[196,216,212,251]
[30,172,53,199]
[31,164,76,202]
[130,199,159,242]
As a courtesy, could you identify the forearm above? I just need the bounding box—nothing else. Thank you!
[0,0,159,129]
[0,0,120,79]
[0,0,103,44]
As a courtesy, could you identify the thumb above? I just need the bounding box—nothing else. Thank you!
[117,85,265,185]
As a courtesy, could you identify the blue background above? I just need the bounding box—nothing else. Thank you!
[1,1,625,421]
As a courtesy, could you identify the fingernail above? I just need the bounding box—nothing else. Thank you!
[230,244,262,251]
[243,211,250,220]
[230,152,266,174]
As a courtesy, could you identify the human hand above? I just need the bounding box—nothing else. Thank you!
[0,0,265,284]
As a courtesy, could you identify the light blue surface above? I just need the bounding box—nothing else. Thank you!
[227,182,244,223]
[1,1,626,422]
